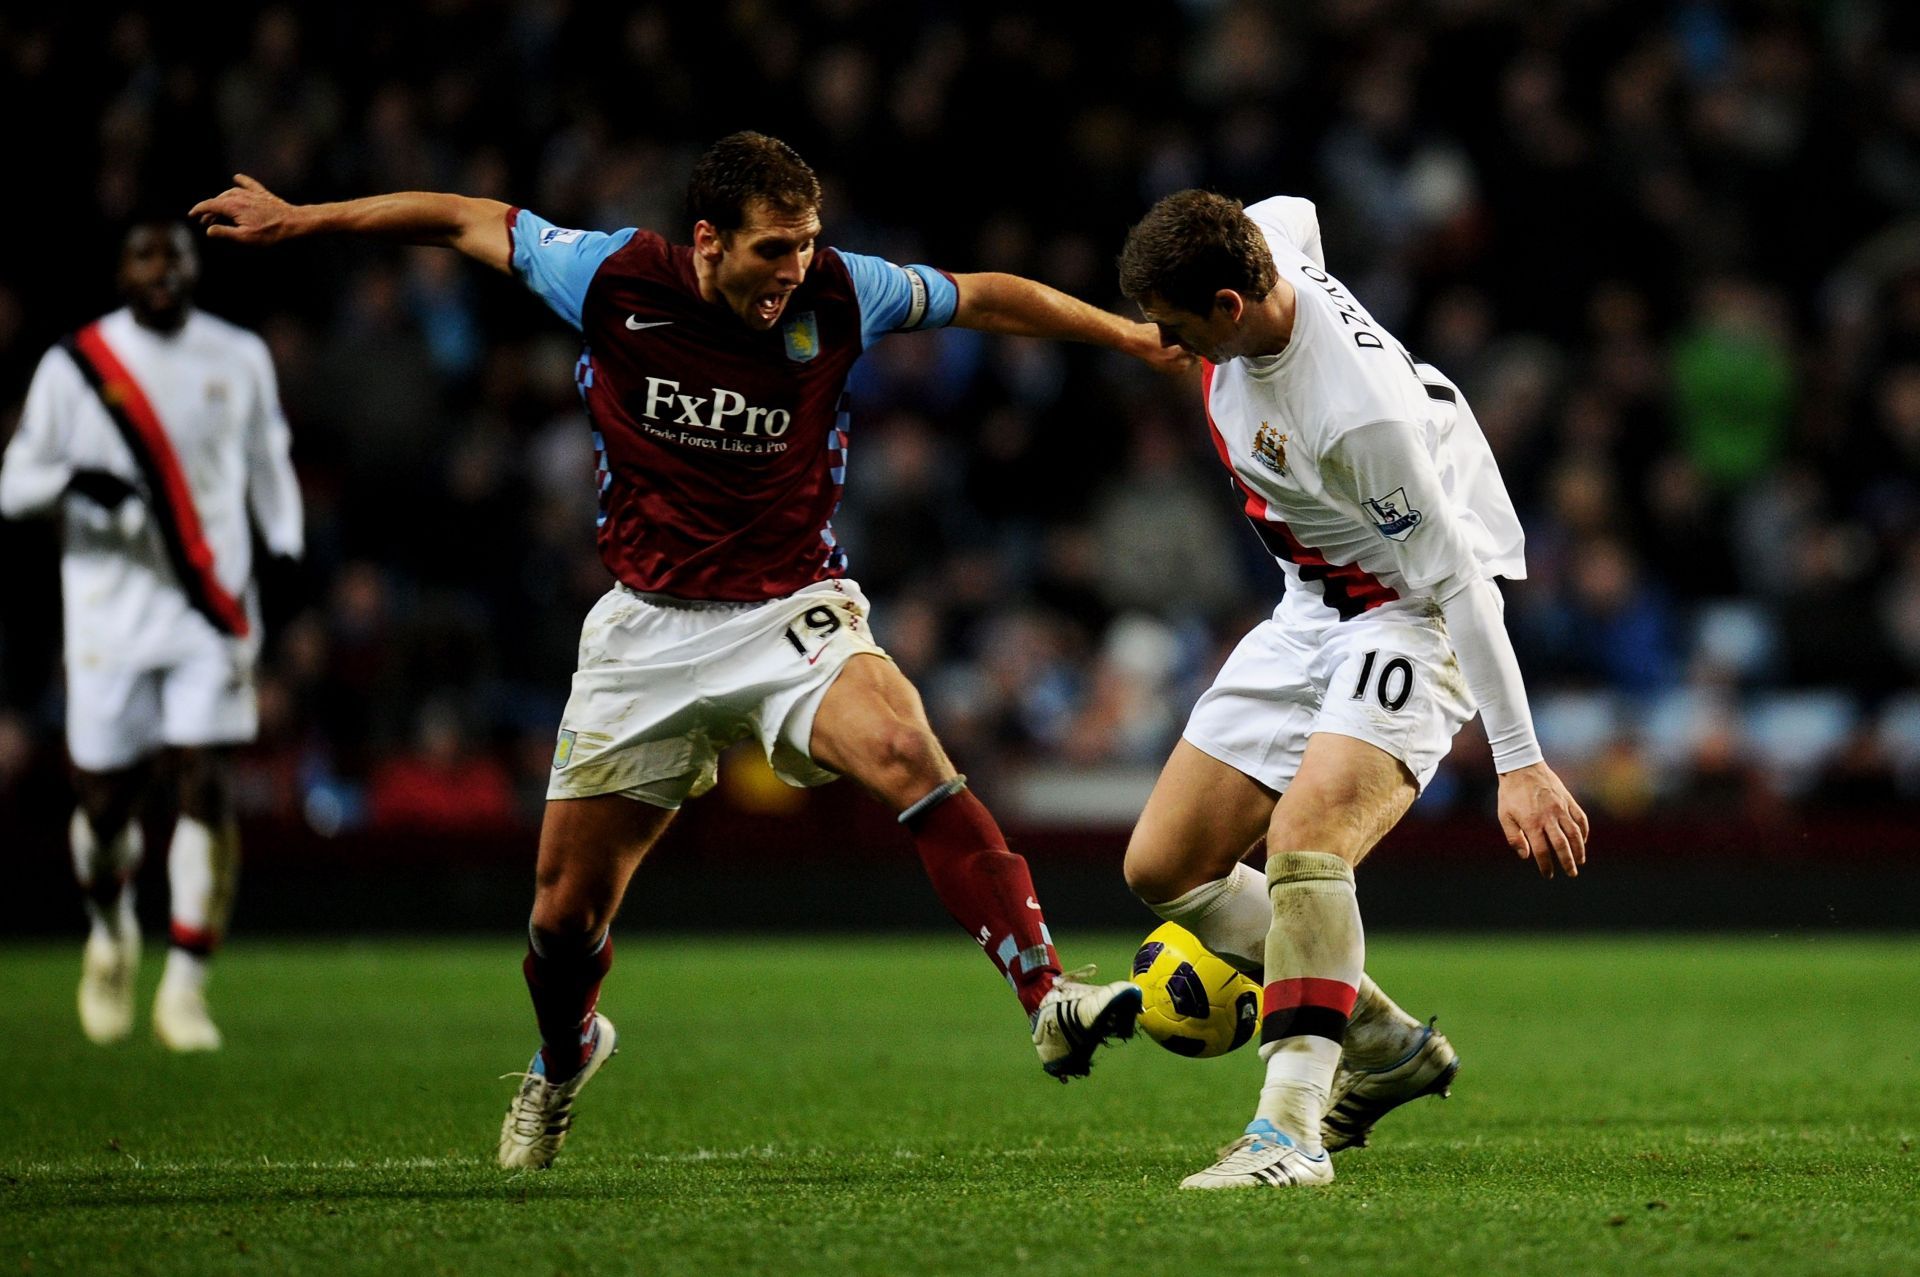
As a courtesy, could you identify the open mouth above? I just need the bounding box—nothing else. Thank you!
[754,291,791,324]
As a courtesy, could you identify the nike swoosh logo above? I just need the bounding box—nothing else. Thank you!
[1026,897,1041,910]
[625,316,673,331]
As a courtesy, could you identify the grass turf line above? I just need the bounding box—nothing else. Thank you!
[2,935,1915,1276]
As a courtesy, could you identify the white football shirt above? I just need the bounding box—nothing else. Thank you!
[1202,196,1525,625]
[1,307,303,668]
[1199,197,1543,771]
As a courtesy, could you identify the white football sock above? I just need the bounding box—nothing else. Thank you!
[167,815,241,959]
[1343,973,1427,1068]
[168,817,214,936]
[1254,852,1364,1150]
[1148,862,1269,977]
[72,809,143,939]
[161,946,210,994]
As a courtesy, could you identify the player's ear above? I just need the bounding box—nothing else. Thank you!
[693,220,724,260]
[1214,289,1246,324]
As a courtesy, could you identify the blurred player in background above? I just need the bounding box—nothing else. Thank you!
[0,221,303,1052]
[1116,192,1589,1189]
[192,131,1189,1168]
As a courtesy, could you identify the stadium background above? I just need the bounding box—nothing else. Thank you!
[3,0,1918,935]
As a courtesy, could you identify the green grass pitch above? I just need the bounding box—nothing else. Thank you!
[3,934,1915,1275]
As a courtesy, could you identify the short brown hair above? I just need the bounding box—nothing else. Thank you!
[1118,190,1277,314]
[686,132,822,233]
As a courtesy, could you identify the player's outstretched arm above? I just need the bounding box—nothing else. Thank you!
[949,272,1193,374]
[1321,419,1589,878]
[189,175,514,274]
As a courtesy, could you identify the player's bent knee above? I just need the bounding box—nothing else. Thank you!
[1122,853,1182,905]
[529,887,614,942]
[862,721,948,803]
[1122,835,1191,904]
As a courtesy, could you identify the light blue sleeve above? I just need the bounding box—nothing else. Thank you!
[839,250,959,349]
[509,209,638,332]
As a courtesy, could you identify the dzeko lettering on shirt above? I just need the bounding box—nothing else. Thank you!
[1300,265,1385,352]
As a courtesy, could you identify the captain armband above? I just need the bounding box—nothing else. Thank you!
[901,266,930,329]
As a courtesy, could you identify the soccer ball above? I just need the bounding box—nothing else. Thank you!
[1132,922,1261,1058]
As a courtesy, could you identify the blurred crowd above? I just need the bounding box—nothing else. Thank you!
[4,0,1920,835]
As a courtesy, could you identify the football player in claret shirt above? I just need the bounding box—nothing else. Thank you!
[0,221,303,1052]
[1114,192,1589,1190]
[193,132,1192,1169]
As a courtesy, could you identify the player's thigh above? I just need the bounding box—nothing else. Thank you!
[71,758,157,835]
[1123,739,1276,903]
[1266,731,1417,866]
[806,652,954,811]
[167,744,239,823]
[532,794,678,931]
[66,663,165,774]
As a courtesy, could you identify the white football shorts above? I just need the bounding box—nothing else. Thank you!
[1184,607,1474,794]
[546,578,889,808]
[65,644,258,771]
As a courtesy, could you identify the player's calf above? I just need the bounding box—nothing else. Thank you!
[523,924,614,1082]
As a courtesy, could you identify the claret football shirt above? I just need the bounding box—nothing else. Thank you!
[508,209,957,602]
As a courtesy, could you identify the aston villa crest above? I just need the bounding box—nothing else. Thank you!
[1253,421,1289,475]
[783,311,821,362]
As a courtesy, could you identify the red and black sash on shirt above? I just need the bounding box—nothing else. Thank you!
[58,323,250,638]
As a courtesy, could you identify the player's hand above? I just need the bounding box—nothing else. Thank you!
[189,174,302,245]
[1123,322,1198,375]
[1496,761,1589,880]
[66,469,141,510]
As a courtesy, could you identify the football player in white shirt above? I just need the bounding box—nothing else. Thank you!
[0,221,303,1051]
[1115,191,1588,1189]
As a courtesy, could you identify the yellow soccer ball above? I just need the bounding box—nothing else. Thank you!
[1132,922,1261,1058]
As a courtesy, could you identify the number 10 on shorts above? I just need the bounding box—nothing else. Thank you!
[1350,649,1414,712]
[783,605,844,664]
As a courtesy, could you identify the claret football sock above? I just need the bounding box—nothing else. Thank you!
[899,777,1061,1016]
[1149,862,1269,977]
[1255,852,1363,1150]
[524,924,614,1083]
[1342,973,1427,1069]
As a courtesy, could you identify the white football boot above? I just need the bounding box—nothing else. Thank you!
[498,1014,618,1170]
[1180,1118,1335,1190]
[153,981,223,1052]
[1322,1018,1459,1152]
[77,910,139,1045]
[1032,966,1143,1081]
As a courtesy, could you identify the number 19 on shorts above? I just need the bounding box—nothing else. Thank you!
[783,605,843,664]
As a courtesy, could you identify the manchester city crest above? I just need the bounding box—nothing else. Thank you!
[783,311,821,362]
[1253,421,1289,476]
